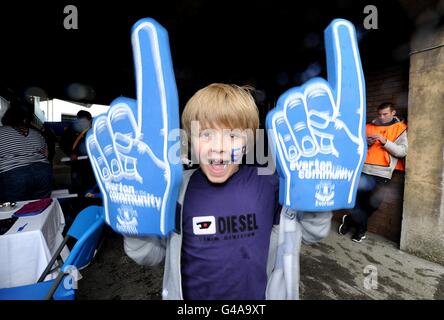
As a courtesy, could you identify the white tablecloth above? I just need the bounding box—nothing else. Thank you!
[0,199,66,288]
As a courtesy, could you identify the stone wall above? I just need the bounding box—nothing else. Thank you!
[400,25,444,265]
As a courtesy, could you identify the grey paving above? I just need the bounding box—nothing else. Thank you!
[300,221,444,300]
[77,222,444,300]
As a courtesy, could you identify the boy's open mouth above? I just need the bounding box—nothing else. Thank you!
[207,159,229,175]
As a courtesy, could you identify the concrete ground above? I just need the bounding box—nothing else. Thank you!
[77,221,444,300]
[300,221,444,300]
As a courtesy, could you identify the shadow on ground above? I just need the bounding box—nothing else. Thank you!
[78,223,444,300]
[77,227,163,300]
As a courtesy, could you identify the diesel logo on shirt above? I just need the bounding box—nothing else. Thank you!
[218,214,258,234]
[192,216,216,235]
[192,214,258,240]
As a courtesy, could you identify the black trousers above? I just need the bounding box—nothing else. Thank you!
[70,159,96,196]
[0,162,52,202]
[350,173,389,232]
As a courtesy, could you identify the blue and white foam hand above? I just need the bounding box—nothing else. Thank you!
[266,19,367,211]
[86,18,182,236]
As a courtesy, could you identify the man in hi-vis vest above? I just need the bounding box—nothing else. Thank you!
[338,102,408,242]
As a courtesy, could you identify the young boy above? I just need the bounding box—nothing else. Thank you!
[124,83,332,300]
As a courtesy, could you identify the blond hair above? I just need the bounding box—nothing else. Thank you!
[181,83,259,140]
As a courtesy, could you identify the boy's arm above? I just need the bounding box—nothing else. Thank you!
[293,209,332,244]
[123,236,167,266]
[267,207,332,300]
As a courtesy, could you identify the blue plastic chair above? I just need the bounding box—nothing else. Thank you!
[0,205,105,300]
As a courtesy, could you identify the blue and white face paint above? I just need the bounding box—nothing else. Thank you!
[231,145,246,163]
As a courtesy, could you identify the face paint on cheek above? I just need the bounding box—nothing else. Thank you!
[231,145,246,163]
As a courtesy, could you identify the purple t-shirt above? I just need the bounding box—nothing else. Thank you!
[181,165,280,300]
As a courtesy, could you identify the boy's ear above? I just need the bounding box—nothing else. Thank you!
[180,131,198,167]
[180,131,189,162]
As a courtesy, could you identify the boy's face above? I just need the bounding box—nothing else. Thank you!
[192,123,246,184]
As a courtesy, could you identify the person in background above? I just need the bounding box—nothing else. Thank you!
[339,102,408,242]
[60,110,92,161]
[60,110,96,196]
[0,100,53,202]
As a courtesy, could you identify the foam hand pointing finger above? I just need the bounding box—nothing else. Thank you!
[87,19,182,236]
[266,19,367,211]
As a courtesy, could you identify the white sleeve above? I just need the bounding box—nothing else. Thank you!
[297,210,332,245]
[123,236,166,266]
[383,130,408,158]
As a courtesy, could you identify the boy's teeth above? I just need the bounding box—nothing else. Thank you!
[209,160,229,165]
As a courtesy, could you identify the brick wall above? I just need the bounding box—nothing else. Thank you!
[333,65,409,243]
[365,65,409,124]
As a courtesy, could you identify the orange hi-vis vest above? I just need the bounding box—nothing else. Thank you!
[365,121,407,171]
